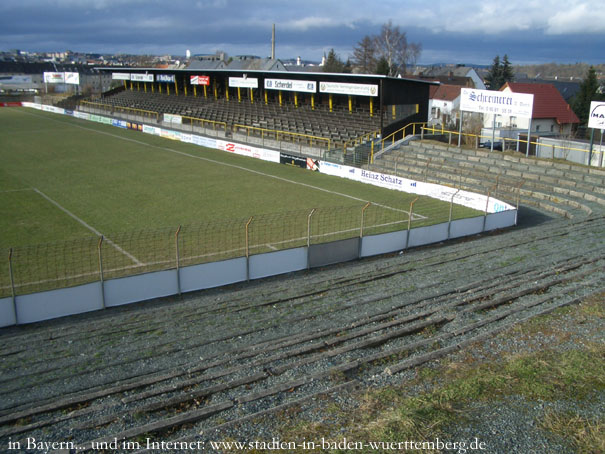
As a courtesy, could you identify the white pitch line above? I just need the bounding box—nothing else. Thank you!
[32,188,143,266]
[19,109,427,219]
[0,188,34,193]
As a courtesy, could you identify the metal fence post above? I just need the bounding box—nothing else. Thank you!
[175,226,182,295]
[515,180,525,226]
[307,208,315,269]
[8,248,17,322]
[448,189,461,240]
[483,189,491,233]
[360,202,371,238]
[245,217,253,281]
[405,197,418,250]
[98,236,106,309]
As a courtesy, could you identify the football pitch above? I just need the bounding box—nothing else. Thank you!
[0,107,479,295]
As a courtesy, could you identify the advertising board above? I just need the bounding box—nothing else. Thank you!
[229,77,258,89]
[190,75,210,86]
[217,140,279,163]
[319,82,378,97]
[164,113,183,124]
[43,72,65,84]
[460,88,534,118]
[280,152,307,168]
[64,72,80,85]
[112,73,131,80]
[264,79,316,93]
[130,74,154,82]
[588,101,605,129]
[156,74,175,83]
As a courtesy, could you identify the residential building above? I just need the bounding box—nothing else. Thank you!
[482,82,579,139]
[428,84,460,127]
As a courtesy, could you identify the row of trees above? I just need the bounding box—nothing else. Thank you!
[323,21,422,76]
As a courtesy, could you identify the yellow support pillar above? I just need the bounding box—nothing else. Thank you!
[416,103,419,113]
[184,84,187,96]
[137,82,140,91]
[392,105,396,120]
[348,96,352,113]
[294,93,298,108]
[370,98,373,117]
[329,94,333,112]
[264,90,268,105]
[123,80,127,89]
[167,84,170,95]
[203,85,207,98]
[226,86,229,101]
[174,81,178,96]
[151,83,154,93]
[194,85,197,97]
[159,84,162,94]
[144,83,147,93]
[214,84,218,99]
[250,88,253,104]
[279,90,282,106]
[237,87,241,102]
[311,94,315,110]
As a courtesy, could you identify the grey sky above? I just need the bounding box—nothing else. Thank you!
[1,0,604,65]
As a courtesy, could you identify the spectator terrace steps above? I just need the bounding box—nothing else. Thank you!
[369,141,605,219]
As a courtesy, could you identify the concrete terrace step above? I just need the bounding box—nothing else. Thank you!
[371,143,604,219]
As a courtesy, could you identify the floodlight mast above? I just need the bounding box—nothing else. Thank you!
[271,24,276,60]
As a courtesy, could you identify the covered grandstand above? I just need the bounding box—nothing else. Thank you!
[83,67,436,164]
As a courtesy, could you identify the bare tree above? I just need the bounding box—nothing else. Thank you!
[374,20,421,77]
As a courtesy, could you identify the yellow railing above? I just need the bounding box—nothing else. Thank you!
[181,115,227,132]
[380,122,427,151]
[233,124,331,150]
[80,101,160,122]
[421,125,596,157]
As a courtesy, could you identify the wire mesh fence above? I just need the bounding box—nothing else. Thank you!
[1,197,503,298]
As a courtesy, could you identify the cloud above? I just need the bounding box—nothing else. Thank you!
[546,3,605,34]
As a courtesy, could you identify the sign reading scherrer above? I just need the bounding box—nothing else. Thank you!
[461,88,533,118]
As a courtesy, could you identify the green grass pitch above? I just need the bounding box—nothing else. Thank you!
[0,107,480,295]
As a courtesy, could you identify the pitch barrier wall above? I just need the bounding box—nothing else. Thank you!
[0,103,517,326]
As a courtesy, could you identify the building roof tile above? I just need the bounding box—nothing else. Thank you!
[502,82,579,124]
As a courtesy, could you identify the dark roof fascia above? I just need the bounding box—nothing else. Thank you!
[96,66,438,86]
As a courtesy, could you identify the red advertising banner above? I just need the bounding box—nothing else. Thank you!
[0,102,22,107]
[190,75,210,86]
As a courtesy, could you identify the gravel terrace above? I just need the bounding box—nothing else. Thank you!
[0,142,604,453]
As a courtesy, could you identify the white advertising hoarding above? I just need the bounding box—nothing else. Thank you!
[43,72,65,84]
[588,101,605,129]
[460,88,534,118]
[64,72,80,85]
[319,82,378,97]
[229,77,258,88]
[130,73,154,82]
[112,73,131,80]
[264,79,316,93]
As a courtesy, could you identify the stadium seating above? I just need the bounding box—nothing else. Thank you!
[86,89,381,148]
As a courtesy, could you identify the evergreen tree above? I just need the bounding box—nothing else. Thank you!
[572,66,603,125]
[501,54,515,85]
[322,48,346,73]
[485,55,515,90]
[485,55,502,89]
[375,57,390,76]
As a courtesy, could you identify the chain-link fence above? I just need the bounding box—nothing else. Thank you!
[1,198,490,298]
